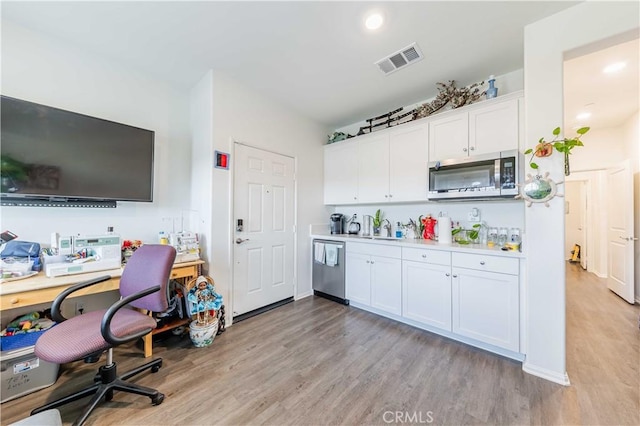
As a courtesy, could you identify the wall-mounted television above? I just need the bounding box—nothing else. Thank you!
[1,96,154,207]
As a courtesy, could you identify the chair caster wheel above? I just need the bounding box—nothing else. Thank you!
[152,393,164,405]
[151,364,161,373]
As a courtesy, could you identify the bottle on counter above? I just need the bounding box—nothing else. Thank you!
[395,222,403,238]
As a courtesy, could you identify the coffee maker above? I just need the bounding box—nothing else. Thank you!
[330,213,345,234]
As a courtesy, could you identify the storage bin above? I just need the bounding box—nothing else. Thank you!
[0,346,59,403]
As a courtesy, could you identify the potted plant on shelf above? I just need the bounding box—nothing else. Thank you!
[525,126,590,176]
[186,275,223,348]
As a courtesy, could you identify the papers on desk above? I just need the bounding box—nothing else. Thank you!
[0,271,37,283]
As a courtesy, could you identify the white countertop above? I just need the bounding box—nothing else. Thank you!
[310,232,525,258]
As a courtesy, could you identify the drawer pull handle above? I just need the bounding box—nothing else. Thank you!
[480,261,486,265]
[452,274,458,278]
[421,254,427,258]
[10,297,19,305]
[445,273,450,277]
[366,260,370,264]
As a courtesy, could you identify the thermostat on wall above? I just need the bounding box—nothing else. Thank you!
[214,151,230,170]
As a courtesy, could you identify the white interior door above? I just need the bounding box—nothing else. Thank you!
[565,180,587,268]
[233,144,295,316]
[606,160,635,304]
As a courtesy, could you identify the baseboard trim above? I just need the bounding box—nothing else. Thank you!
[523,362,571,386]
[233,297,294,323]
[295,291,313,300]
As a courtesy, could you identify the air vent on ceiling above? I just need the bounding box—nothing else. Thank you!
[375,42,424,76]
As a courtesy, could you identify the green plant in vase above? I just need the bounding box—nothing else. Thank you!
[525,126,590,176]
[372,209,382,236]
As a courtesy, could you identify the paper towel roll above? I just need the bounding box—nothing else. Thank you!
[438,217,452,244]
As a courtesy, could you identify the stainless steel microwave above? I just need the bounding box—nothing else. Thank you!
[428,150,522,200]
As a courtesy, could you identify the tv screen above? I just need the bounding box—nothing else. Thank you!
[1,96,154,205]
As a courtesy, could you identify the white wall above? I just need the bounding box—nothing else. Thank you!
[335,69,524,136]
[572,126,627,170]
[334,201,524,241]
[190,71,332,320]
[524,1,639,385]
[0,20,192,245]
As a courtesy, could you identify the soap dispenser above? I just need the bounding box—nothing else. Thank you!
[395,222,403,238]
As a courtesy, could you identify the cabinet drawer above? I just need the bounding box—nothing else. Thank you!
[402,247,450,266]
[452,252,518,275]
[346,242,401,259]
[170,265,197,280]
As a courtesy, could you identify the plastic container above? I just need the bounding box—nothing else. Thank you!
[0,258,34,279]
[0,346,59,403]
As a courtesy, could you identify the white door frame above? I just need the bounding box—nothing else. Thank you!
[230,140,298,320]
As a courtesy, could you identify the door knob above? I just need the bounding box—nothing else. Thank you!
[235,238,250,244]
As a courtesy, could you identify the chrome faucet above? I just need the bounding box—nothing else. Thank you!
[383,219,392,238]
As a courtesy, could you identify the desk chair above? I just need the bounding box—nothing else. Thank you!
[31,244,176,426]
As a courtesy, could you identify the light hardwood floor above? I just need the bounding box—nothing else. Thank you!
[1,263,638,425]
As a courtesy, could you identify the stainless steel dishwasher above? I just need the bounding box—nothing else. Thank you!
[312,239,348,305]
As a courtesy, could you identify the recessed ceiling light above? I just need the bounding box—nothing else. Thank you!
[365,13,384,30]
[576,112,591,120]
[603,62,627,73]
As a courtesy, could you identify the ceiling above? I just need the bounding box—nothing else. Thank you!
[2,1,582,129]
[564,37,639,132]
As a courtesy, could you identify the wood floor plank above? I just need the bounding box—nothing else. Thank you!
[1,264,638,425]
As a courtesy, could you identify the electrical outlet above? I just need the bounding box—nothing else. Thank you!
[75,301,86,316]
[468,208,481,222]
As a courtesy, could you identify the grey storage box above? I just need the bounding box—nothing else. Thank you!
[1,346,59,403]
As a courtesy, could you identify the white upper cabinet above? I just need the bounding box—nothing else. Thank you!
[324,92,522,204]
[469,98,519,155]
[389,124,429,202]
[324,140,358,205]
[428,112,469,161]
[428,93,522,162]
[357,132,390,203]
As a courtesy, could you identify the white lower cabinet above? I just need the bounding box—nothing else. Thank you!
[346,243,402,316]
[346,252,372,306]
[451,253,520,352]
[402,261,452,330]
[345,242,521,358]
[370,256,402,316]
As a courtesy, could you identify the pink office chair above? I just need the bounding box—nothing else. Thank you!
[31,244,176,426]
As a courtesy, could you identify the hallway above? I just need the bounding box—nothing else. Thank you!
[565,262,639,424]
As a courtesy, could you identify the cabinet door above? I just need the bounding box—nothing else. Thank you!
[324,141,358,205]
[428,111,469,161]
[402,261,452,331]
[469,99,519,155]
[452,268,519,352]
[357,133,389,203]
[346,252,371,306]
[370,256,402,315]
[389,124,428,202]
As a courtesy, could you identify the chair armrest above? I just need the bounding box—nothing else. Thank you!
[50,275,113,323]
[100,285,161,346]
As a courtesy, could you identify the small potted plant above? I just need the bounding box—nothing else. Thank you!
[372,209,383,236]
[525,126,590,176]
[186,275,223,348]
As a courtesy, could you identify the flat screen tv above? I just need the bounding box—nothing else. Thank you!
[1,96,154,207]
